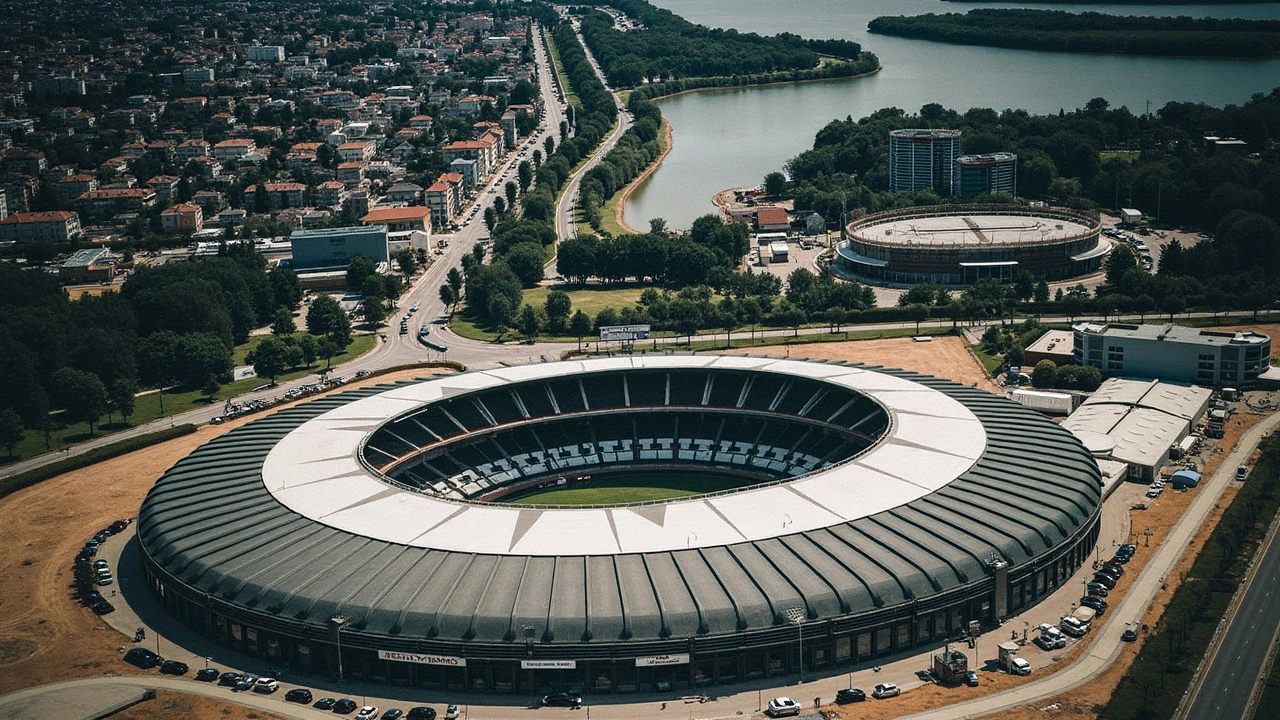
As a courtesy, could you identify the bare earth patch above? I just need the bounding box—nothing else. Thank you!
[719,335,1000,392]
[110,690,288,720]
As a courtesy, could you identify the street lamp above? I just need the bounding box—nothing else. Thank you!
[786,606,806,683]
[330,615,348,683]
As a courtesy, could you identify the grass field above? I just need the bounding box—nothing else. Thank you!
[503,470,746,506]
[0,333,375,466]
[544,35,581,110]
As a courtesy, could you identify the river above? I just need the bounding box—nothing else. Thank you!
[623,0,1280,229]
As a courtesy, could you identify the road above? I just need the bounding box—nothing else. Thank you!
[550,19,634,258]
[1183,474,1280,720]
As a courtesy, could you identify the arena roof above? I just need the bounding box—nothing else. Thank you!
[138,357,1102,647]
[849,213,1095,249]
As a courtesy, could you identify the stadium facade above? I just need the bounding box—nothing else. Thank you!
[834,205,1107,286]
[137,357,1101,694]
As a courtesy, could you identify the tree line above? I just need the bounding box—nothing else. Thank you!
[868,10,1280,58]
[555,214,750,286]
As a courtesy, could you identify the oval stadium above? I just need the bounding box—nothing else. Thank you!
[136,356,1101,694]
[833,204,1107,286]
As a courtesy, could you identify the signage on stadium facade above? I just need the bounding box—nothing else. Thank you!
[599,324,651,341]
[520,659,577,669]
[377,650,467,666]
[635,653,690,667]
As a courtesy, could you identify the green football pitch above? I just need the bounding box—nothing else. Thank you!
[503,471,747,506]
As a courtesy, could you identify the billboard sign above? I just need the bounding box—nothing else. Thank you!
[599,324,651,342]
[635,653,690,667]
[520,659,577,669]
[377,650,467,667]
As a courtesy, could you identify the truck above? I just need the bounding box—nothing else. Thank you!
[1011,389,1077,415]
[1120,208,1142,225]
[1060,606,1097,637]
[997,641,1030,675]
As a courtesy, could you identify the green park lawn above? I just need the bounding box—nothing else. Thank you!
[503,471,745,506]
[1,333,375,465]
[449,284,649,342]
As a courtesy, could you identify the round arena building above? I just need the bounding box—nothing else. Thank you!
[833,204,1107,286]
[136,356,1101,694]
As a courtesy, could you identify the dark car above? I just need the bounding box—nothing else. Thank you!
[1103,559,1126,573]
[965,671,979,687]
[286,688,314,704]
[159,660,189,675]
[314,698,338,710]
[541,692,583,708]
[835,688,866,704]
[1080,595,1108,612]
[381,710,404,720]
[218,672,243,687]
[407,708,437,720]
[195,668,220,682]
[1086,582,1110,597]
[1096,565,1122,580]
[334,699,359,714]
[1091,574,1117,589]
[107,519,131,534]
[92,600,115,615]
[1111,553,1132,565]
[123,648,163,669]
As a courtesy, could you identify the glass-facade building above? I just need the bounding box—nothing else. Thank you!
[888,129,962,194]
[954,153,1018,197]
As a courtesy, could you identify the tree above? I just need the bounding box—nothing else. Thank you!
[396,249,417,278]
[1133,293,1155,321]
[517,161,533,192]
[544,290,572,334]
[908,303,930,334]
[439,283,458,312]
[649,217,668,235]
[318,337,338,370]
[1162,293,1186,321]
[110,378,138,424]
[307,294,352,348]
[1031,359,1058,389]
[202,376,222,403]
[669,298,703,345]
[517,304,542,343]
[447,267,464,298]
[0,408,22,457]
[763,171,787,197]
[569,309,592,351]
[298,333,319,367]
[248,336,290,383]
[271,308,296,336]
[361,295,387,326]
[346,254,378,290]
[51,368,109,434]
[505,181,518,207]
[505,242,548,287]
[488,293,517,332]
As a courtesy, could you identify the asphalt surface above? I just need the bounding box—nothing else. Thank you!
[1184,484,1280,720]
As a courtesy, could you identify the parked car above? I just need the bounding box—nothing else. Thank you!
[766,697,802,717]
[123,648,163,669]
[965,671,979,686]
[835,688,865,704]
[233,674,258,692]
[314,698,338,710]
[1010,657,1032,675]
[282,688,312,703]
[195,668,220,682]
[381,710,404,720]
[355,707,380,720]
[1086,582,1110,597]
[443,705,459,719]
[872,683,901,699]
[218,672,242,687]
[95,571,114,586]
[159,660,189,675]
[1122,623,1140,642]
[406,708,437,720]
[94,559,109,571]
[1096,565,1122,580]
[542,692,583,708]
[1237,465,1249,480]
[1080,595,1109,612]
[91,600,115,615]
[334,699,359,714]
[1091,574,1117,589]
[1103,559,1126,572]
[1035,633,1066,650]
[253,677,279,693]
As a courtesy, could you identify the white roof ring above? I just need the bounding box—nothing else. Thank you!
[262,356,986,557]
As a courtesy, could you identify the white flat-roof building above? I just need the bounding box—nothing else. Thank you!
[1074,322,1272,388]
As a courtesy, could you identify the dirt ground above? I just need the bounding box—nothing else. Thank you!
[721,335,1001,393]
[111,690,288,720]
[0,369,441,718]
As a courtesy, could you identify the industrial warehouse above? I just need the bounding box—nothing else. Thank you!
[135,356,1102,695]
[833,205,1107,286]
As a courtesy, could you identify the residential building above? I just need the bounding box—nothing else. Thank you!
[176,139,211,163]
[500,110,519,149]
[76,188,157,215]
[248,45,286,63]
[449,157,478,186]
[148,175,181,201]
[315,180,346,209]
[56,174,98,203]
[336,162,365,185]
[361,206,432,233]
[755,207,789,233]
[888,128,962,194]
[954,153,1018,197]
[337,140,375,164]
[183,67,215,85]
[1073,322,1272,388]
[425,174,464,226]
[384,182,423,205]
[0,210,81,242]
[213,138,257,162]
[243,182,306,211]
[160,202,204,234]
[290,224,389,271]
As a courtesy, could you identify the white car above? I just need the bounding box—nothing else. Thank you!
[355,707,379,720]
[1010,657,1032,675]
[765,697,801,717]
[872,683,900,699]
[253,677,278,693]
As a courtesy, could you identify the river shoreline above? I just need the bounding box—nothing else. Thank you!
[612,117,674,234]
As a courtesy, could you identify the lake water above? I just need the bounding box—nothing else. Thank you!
[624,0,1280,229]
